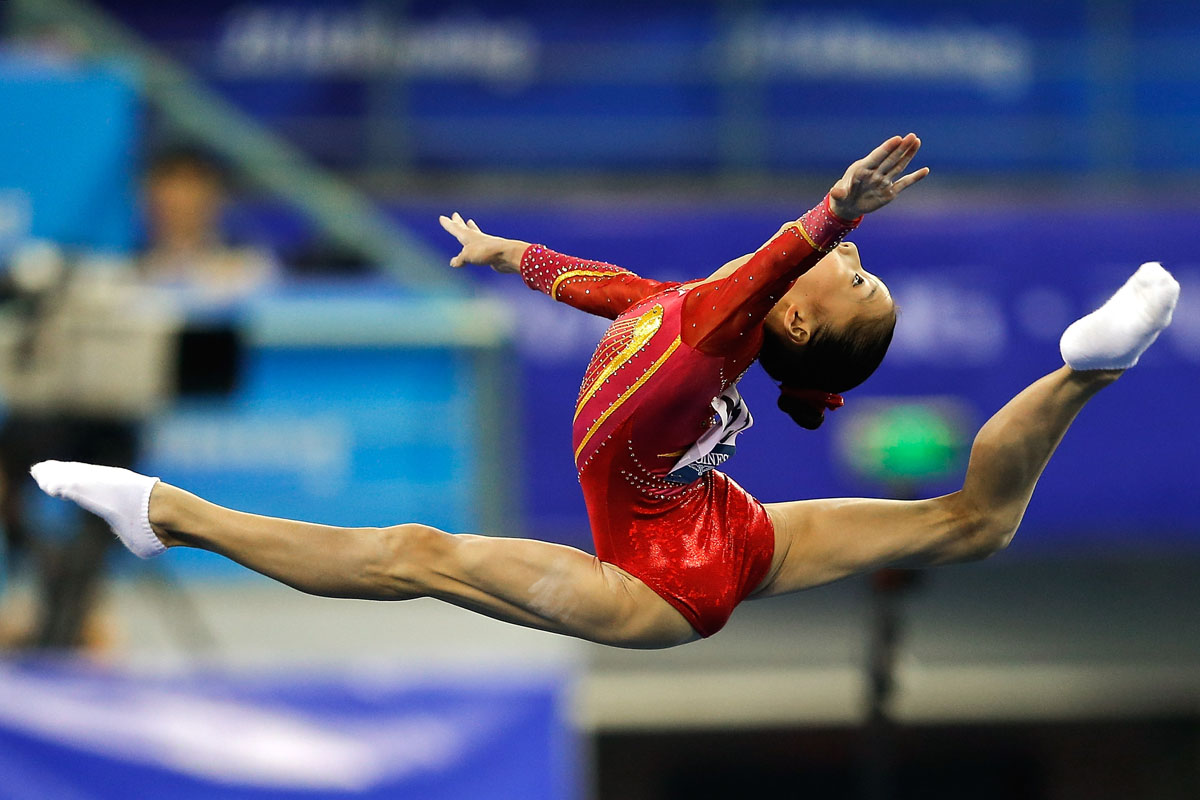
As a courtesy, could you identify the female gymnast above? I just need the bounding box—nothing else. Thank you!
[31,134,1180,649]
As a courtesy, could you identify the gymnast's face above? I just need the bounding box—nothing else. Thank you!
[765,241,894,347]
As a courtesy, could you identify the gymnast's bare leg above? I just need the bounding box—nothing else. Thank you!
[143,489,698,648]
[754,365,1121,595]
[33,364,1118,650]
[30,264,1178,648]
[754,262,1180,594]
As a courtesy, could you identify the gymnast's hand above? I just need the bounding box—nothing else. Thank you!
[438,212,529,274]
[827,133,930,220]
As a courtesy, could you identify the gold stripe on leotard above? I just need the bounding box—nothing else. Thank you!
[573,304,664,422]
[575,335,682,462]
[551,269,630,301]
[791,221,819,251]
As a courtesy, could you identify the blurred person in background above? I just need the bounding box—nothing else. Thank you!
[0,244,144,650]
[0,146,276,650]
[139,146,277,301]
[28,135,1180,652]
[0,416,138,650]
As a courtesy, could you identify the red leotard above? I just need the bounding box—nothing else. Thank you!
[521,196,859,637]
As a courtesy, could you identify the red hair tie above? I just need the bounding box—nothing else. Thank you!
[781,387,845,411]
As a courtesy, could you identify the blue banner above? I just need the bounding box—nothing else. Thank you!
[0,659,577,800]
[90,0,1200,174]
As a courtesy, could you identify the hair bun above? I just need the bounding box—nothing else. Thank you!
[777,388,845,431]
[777,393,827,429]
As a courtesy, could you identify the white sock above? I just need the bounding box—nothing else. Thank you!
[1060,262,1180,370]
[30,461,164,558]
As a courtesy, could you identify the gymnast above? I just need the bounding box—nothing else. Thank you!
[31,134,1180,649]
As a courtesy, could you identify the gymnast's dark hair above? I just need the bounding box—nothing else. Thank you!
[758,306,897,430]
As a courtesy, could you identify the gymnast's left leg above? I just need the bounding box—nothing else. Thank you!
[752,262,1180,596]
[28,466,698,649]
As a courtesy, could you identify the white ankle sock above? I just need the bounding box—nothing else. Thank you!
[1059,262,1180,370]
[30,461,164,558]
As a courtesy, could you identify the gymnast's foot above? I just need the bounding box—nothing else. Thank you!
[1060,262,1180,371]
[30,461,166,558]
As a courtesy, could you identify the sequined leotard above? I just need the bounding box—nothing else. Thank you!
[522,196,859,637]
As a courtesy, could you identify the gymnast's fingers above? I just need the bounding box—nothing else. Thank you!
[892,166,931,193]
[876,133,918,175]
[439,214,468,243]
[885,136,922,178]
[861,135,905,170]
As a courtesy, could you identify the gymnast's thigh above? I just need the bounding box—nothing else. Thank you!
[751,495,959,597]
[417,530,700,648]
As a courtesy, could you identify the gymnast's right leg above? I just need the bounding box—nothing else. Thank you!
[28,465,698,650]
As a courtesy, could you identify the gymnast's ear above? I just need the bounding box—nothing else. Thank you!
[780,305,811,348]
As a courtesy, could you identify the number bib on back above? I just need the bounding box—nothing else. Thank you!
[664,385,754,485]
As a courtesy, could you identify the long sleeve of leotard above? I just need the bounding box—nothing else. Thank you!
[682,195,860,354]
[520,244,674,320]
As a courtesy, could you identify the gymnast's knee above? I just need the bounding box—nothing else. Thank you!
[968,518,1018,561]
[374,523,456,598]
[944,493,1018,561]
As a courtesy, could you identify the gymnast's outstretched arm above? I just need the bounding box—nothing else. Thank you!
[683,134,928,354]
[437,134,929,328]
[438,212,670,319]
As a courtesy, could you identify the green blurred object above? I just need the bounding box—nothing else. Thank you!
[837,398,972,486]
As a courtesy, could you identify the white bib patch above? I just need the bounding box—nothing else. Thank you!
[664,385,754,485]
